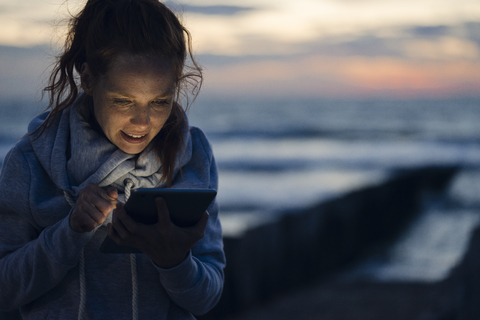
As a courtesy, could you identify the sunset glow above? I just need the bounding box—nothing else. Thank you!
[202,55,480,98]
[0,0,479,99]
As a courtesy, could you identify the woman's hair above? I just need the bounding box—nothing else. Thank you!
[40,0,202,186]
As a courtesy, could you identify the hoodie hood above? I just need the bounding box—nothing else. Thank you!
[27,95,193,199]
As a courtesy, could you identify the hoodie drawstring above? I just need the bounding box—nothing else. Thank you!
[64,179,138,320]
[124,178,139,320]
[78,250,87,320]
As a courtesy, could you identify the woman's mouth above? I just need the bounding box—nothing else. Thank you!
[121,131,149,144]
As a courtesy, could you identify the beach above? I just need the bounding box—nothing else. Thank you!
[1,97,480,319]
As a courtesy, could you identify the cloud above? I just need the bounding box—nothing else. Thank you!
[191,18,480,99]
[293,22,480,62]
[407,23,480,45]
[410,25,450,37]
[199,53,480,99]
[403,37,479,60]
[165,1,256,16]
[2,2,480,100]
[1,43,479,101]
[463,22,480,46]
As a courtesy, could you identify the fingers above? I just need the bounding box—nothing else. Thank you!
[106,187,119,201]
[69,184,118,233]
[83,184,118,214]
[107,199,211,267]
[111,208,130,240]
[107,223,123,245]
[198,211,210,230]
[78,200,107,224]
[113,202,141,235]
[70,208,100,233]
[108,202,149,248]
[186,211,209,241]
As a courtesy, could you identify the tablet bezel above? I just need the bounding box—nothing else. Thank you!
[99,188,217,253]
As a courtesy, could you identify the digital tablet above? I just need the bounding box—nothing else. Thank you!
[100,188,217,253]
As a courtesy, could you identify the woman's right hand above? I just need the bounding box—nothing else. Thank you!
[69,183,119,233]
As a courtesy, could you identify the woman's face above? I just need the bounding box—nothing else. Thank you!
[81,54,176,155]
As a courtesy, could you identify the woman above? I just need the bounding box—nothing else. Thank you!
[0,0,225,319]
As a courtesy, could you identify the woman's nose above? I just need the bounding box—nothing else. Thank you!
[131,105,150,126]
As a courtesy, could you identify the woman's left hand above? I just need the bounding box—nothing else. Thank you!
[107,197,209,269]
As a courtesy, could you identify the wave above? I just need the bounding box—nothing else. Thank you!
[205,128,480,143]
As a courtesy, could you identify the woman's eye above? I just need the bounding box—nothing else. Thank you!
[113,99,132,105]
[152,100,170,106]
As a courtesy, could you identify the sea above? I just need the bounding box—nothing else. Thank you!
[1,96,480,282]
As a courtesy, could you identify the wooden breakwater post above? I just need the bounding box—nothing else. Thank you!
[199,165,458,320]
[450,224,480,320]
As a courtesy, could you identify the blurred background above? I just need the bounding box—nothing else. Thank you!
[1,0,480,318]
[1,0,480,99]
[1,0,479,211]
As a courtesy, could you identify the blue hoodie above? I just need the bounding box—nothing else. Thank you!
[0,99,225,319]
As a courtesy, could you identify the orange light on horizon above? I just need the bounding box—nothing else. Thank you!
[203,55,480,99]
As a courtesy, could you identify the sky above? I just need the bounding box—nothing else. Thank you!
[0,0,480,99]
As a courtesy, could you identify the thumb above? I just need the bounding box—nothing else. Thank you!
[188,211,209,240]
[106,187,119,201]
[196,211,210,231]
[102,187,119,208]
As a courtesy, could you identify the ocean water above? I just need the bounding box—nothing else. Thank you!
[345,169,480,282]
[1,96,480,281]
[189,97,480,212]
[1,97,480,212]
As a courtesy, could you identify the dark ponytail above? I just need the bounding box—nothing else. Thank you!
[39,0,202,186]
